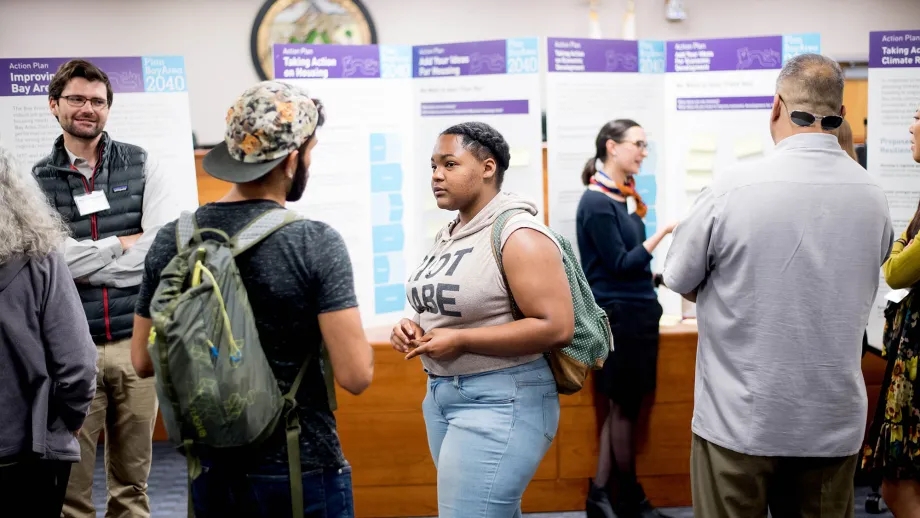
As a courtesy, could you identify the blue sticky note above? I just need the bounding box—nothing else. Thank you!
[375,284,406,314]
[370,134,386,163]
[372,224,404,253]
[643,207,657,232]
[371,163,403,192]
[633,175,657,207]
[388,193,404,222]
[640,141,658,175]
[374,255,390,284]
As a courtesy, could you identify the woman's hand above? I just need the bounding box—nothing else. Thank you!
[404,328,466,361]
[663,220,679,234]
[390,318,424,353]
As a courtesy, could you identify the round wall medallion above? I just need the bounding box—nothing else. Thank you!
[250,0,378,80]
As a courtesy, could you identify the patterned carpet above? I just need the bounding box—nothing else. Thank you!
[89,443,893,517]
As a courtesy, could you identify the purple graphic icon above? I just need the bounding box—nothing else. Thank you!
[469,53,505,74]
[736,47,781,70]
[108,70,142,90]
[605,50,639,72]
[342,56,379,78]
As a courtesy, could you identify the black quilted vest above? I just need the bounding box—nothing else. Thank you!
[33,133,146,344]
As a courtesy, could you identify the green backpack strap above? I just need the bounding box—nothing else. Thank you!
[175,211,197,250]
[175,210,232,252]
[490,208,528,319]
[231,208,303,256]
[283,342,336,518]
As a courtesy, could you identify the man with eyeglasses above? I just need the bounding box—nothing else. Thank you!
[663,53,894,518]
[31,59,187,518]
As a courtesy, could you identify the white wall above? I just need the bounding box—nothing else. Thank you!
[2,0,917,144]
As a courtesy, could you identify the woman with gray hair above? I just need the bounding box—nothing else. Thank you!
[0,146,98,517]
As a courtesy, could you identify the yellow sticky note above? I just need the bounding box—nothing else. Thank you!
[685,171,712,192]
[509,148,530,168]
[686,151,715,172]
[734,135,764,158]
[689,134,718,153]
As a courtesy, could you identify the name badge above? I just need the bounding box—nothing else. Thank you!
[74,190,111,216]
[626,196,638,215]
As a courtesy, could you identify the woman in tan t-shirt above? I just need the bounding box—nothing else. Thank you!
[390,121,574,517]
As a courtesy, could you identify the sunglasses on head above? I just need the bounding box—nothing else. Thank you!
[789,110,844,130]
[779,96,843,130]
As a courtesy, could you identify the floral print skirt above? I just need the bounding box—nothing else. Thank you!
[861,293,920,481]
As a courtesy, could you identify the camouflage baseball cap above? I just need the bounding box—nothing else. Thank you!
[203,80,320,183]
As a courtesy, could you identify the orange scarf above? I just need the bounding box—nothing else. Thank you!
[589,171,647,218]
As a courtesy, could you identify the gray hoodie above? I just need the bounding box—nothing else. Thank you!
[0,251,97,462]
[406,192,561,376]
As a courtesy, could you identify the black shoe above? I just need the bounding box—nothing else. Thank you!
[636,498,672,518]
[586,480,617,518]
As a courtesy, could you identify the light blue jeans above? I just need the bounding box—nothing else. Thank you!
[422,357,560,517]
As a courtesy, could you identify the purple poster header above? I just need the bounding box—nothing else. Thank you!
[676,96,774,111]
[420,100,529,117]
[413,40,506,78]
[274,44,380,79]
[1,57,146,97]
[869,31,920,68]
[547,38,638,73]
[667,36,783,73]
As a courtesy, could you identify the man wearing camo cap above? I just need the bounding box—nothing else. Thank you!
[131,80,375,516]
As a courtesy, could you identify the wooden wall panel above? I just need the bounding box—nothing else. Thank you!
[843,78,868,144]
[194,150,231,204]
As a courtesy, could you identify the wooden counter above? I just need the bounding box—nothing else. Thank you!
[330,324,699,516]
[332,325,887,516]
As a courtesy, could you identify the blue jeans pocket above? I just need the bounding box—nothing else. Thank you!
[456,372,517,404]
[542,391,560,442]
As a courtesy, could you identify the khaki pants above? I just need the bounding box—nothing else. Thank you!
[62,339,158,518]
[691,433,857,518]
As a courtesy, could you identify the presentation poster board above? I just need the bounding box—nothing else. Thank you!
[411,38,544,251]
[660,34,820,317]
[865,29,920,347]
[274,43,416,328]
[0,56,199,211]
[274,39,543,327]
[663,34,821,218]
[543,37,671,311]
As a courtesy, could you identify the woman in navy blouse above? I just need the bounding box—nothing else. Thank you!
[577,119,675,518]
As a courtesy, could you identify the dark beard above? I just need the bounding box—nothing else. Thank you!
[285,159,309,202]
[63,119,103,140]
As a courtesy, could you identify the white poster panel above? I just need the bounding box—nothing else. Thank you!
[410,38,544,251]
[663,34,820,317]
[865,30,920,348]
[544,38,672,312]
[274,43,416,328]
[0,55,198,210]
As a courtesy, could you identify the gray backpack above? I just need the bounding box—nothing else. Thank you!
[147,208,334,518]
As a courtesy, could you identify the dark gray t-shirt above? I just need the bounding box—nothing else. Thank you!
[135,199,358,469]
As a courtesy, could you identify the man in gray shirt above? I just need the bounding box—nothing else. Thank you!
[664,54,893,517]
